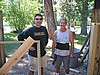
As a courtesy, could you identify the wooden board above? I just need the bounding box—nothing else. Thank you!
[0,36,35,75]
[87,23,100,75]
[0,11,5,68]
[37,41,41,75]
[0,41,24,44]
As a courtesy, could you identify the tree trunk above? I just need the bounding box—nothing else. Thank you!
[44,0,56,39]
[81,0,88,35]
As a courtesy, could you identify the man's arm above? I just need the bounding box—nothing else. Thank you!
[45,27,49,46]
[69,30,74,57]
[51,31,57,57]
[18,31,26,41]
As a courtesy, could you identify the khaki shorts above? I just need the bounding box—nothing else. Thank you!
[28,55,47,72]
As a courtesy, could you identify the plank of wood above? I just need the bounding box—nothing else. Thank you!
[0,41,24,44]
[70,68,80,73]
[0,40,39,44]
[92,9,100,22]
[87,24,99,75]
[0,11,5,68]
[37,41,41,75]
[0,36,35,75]
[0,44,5,67]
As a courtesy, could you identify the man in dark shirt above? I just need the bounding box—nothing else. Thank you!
[18,13,48,75]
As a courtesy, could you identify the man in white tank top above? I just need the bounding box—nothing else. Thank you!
[51,17,74,75]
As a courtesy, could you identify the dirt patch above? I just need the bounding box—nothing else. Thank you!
[6,53,86,75]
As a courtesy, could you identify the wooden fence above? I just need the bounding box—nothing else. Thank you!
[0,36,42,75]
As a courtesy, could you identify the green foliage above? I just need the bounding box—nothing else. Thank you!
[4,33,18,41]
[59,0,94,35]
[59,0,79,20]
[59,0,94,22]
[3,0,40,32]
[0,0,4,11]
[88,1,94,17]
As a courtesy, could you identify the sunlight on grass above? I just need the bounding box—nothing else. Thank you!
[4,33,18,41]
[74,34,87,49]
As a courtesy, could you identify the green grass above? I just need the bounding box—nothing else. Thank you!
[4,33,18,41]
[74,34,87,49]
[75,35,86,45]
[4,32,87,55]
[4,33,20,55]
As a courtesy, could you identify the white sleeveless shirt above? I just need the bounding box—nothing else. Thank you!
[54,29,70,56]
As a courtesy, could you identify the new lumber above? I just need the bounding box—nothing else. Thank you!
[0,36,35,75]
[87,23,100,75]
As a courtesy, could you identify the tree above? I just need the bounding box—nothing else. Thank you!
[59,0,78,26]
[3,0,40,32]
[81,0,88,35]
[59,0,94,35]
[44,0,56,39]
[76,0,94,35]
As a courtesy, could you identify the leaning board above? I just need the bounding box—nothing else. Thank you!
[0,36,35,75]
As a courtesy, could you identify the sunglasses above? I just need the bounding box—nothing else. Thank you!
[35,18,43,20]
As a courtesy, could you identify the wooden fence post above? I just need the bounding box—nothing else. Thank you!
[37,41,41,75]
[0,11,5,68]
[87,0,100,74]
[87,23,100,75]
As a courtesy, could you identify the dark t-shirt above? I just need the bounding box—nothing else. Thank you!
[18,26,48,57]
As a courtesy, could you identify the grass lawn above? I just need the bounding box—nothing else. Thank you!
[74,34,87,49]
[4,32,87,55]
[4,33,20,55]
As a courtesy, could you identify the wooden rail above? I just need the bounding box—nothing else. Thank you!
[0,41,24,44]
[0,36,41,75]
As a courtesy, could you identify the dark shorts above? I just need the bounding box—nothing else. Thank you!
[55,55,70,70]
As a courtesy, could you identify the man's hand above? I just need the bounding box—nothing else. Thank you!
[29,47,36,51]
[51,54,54,58]
[70,53,74,58]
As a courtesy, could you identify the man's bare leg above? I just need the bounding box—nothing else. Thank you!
[28,70,34,75]
[55,66,60,75]
[41,67,43,75]
[65,65,70,74]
